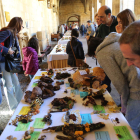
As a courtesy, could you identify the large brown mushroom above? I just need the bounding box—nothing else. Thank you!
[30,87,42,100]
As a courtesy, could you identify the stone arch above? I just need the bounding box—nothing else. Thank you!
[64,13,81,26]
[67,14,80,26]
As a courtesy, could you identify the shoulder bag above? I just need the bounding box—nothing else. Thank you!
[70,41,85,67]
[5,37,22,73]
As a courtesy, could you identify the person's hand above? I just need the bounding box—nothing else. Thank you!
[116,25,122,33]
[24,71,28,76]
[84,57,86,63]
[8,47,14,55]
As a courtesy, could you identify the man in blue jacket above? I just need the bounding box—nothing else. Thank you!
[0,45,14,104]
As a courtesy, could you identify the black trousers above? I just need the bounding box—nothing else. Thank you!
[60,33,64,38]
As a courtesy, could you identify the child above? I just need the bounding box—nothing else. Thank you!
[22,37,39,80]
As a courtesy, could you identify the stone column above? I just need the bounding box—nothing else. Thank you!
[57,0,59,26]
[89,0,93,21]
[93,0,97,15]
[0,0,6,28]
[134,0,140,19]
[100,0,105,6]
[112,0,120,16]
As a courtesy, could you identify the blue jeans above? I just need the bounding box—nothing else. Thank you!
[0,79,2,104]
[125,98,140,136]
[0,63,23,110]
[81,31,84,36]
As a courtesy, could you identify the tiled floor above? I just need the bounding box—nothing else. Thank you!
[0,35,120,132]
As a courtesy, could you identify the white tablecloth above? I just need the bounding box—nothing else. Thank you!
[47,44,68,62]
[47,35,87,63]
[58,36,71,45]
[0,68,138,140]
[64,30,71,36]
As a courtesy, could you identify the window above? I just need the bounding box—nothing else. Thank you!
[122,0,134,12]
[105,0,112,11]
[97,0,101,11]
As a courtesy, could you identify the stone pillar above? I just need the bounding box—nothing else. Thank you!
[101,0,105,6]
[112,0,120,16]
[0,0,6,28]
[57,0,59,26]
[93,0,97,15]
[119,0,123,12]
[89,0,93,21]
[134,0,140,19]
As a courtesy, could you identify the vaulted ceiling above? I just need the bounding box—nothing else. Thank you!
[59,0,90,14]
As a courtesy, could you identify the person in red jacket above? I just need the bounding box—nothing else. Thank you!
[22,37,39,80]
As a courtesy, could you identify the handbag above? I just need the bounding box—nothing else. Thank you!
[5,38,22,73]
[70,41,86,67]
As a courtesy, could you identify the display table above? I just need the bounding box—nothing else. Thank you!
[47,33,71,69]
[0,68,138,140]
[47,44,68,69]
[58,36,71,45]
[47,30,87,69]
[64,30,71,36]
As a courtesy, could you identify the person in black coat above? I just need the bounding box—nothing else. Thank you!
[80,24,85,36]
[66,29,85,67]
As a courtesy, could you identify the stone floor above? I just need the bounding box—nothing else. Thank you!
[0,35,120,134]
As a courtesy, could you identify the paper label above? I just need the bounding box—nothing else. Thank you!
[65,83,70,87]
[80,113,93,124]
[93,105,106,113]
[34,76,41,80]
[71,89,79,95]
[30,131,41,140]
[33,118,45,129]
[80,92,88,98]
[18,106,30,115]
[32,83,38,87]
[95,131,110,140]
[15,122,30,131]
[114,126,133,140]
[79,70,87,75]
[57,80,64,82]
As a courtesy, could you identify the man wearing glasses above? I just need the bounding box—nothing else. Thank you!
[97,5,118,39]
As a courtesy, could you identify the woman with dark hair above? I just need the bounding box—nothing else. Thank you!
[22,37,39,80]
[66,29,85,67]
[0,17,23,110]
[89,9,140,136]
[88,37,103,57]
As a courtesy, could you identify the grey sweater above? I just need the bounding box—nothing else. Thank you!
[96,32,140,107]
[87,24,95,36]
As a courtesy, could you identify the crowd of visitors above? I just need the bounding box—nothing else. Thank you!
[1,3,140,138]
[87,6,140,137]
[66,5,140,137]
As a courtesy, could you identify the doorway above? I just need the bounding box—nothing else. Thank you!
[67,15,80,26]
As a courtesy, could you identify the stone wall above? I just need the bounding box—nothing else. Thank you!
[1,0,59,47]
[134,0,140,19]
[59,0,91,26]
